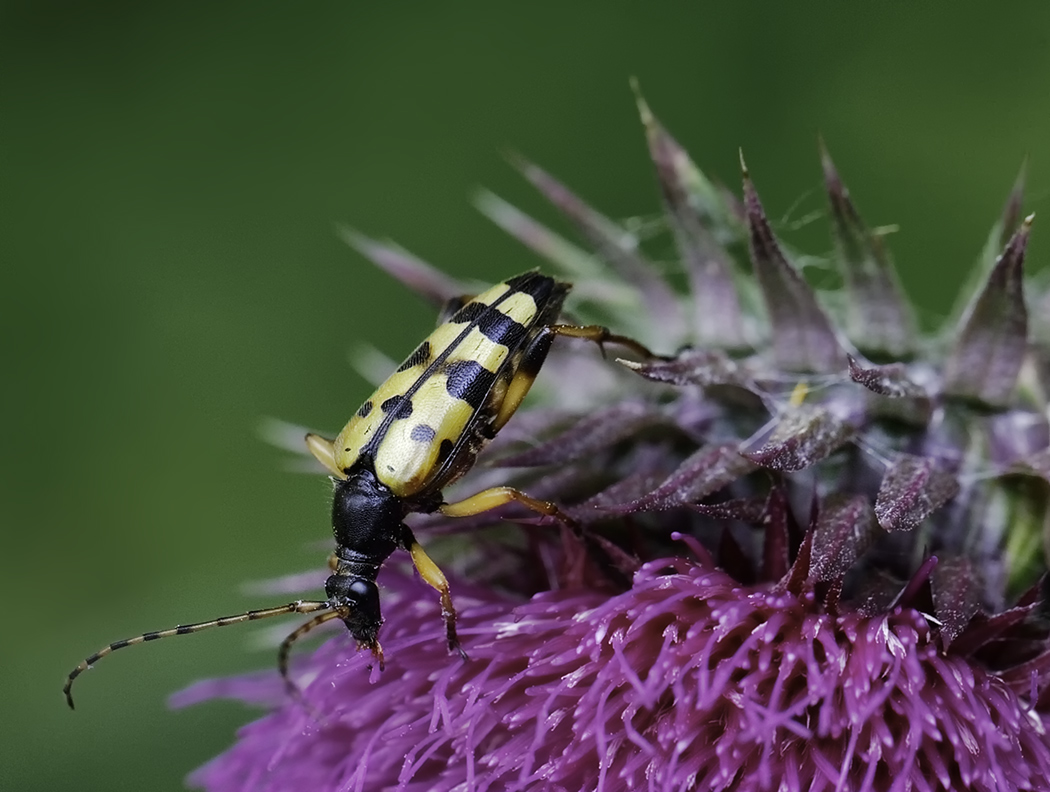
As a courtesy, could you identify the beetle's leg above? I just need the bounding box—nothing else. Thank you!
[305,433,343,478]
[440,486,576,527]
[441,487,639,584]
[400,525,467,659]
[490,321,660,435]
[440,487,583,576]
[548,323,658,360]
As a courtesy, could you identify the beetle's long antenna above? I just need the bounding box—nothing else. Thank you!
[277,607,348,702]
[64,600,330,709]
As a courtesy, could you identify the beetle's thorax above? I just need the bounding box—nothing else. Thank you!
[331,465,403,560]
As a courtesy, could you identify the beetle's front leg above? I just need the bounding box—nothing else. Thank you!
[400,525,467,660]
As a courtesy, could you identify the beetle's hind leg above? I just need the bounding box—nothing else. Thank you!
[548,323,660,360]
[401,525,468,660]
[489,322,661,438]
[487,322,660,440]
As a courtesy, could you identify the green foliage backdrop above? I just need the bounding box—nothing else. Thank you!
[2,4,1048,790]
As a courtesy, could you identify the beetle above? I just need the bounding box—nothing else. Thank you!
[63,270,654,708]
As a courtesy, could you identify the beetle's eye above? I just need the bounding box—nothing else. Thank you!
[325,575,379,609]
[349,580,372,598]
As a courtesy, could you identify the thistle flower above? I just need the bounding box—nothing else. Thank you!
[173,93,1050,792]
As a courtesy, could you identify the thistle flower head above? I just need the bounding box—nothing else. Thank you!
[175,94,1050,791]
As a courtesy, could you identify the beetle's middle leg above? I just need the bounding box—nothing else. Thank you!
[439,485,637,586]
[439,485,576,526]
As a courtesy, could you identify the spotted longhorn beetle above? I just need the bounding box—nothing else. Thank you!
[64,271,655,708]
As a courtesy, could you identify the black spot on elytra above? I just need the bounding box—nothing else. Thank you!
[451,301,527,349]
[479,310,526,348]
[518,328,554,378]
[505,272,554,303]
[444,360,495,409]
[396,341,431,372]
[357,400,373,418]
[410,424,436,443]
[380,395,413,420]
[452,301,486,324]
[437,438,455,463]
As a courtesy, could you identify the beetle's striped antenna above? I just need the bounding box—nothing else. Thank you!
[63,600,330,709]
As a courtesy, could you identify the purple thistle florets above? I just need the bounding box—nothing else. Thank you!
[175,558,1050,792]
[175,92,1050,791]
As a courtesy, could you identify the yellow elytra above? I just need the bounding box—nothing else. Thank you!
[309,272,571,497]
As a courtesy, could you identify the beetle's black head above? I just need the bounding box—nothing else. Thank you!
[331,466,402,557]
[325,573,382,647]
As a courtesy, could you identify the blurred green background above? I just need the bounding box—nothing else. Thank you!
[2,3,1049,790]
